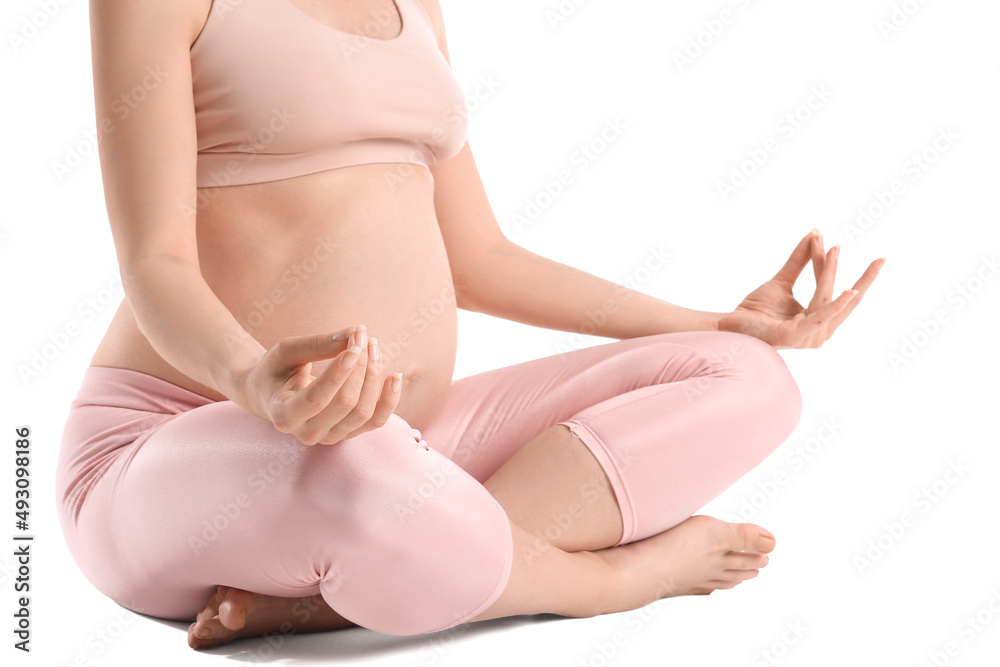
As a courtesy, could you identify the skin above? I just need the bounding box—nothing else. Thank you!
[85,0,885,651]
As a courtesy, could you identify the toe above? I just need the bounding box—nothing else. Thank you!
[219,588,251,630]
[756,531,776,553]
[720,568,759,583]
[192,618,217,640]
[189,616,235,646]
[734,523,776,553]
[188,621,215,650]
[195,587,224,622]
[724,552,769,570]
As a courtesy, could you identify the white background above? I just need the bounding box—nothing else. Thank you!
[4,0,1000,665]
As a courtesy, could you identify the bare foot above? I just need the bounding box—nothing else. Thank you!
[593,514,777,612]
[187,586,355,650]
[189,515,774,647]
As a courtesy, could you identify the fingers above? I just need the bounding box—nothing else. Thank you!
[271,326,356,368]
[310,336,384,441]
[808,244,840,311]
[824,257,886,332]
[340,373,403,441]
[810,229,825,285]
[307,334,403,445]
[772,230,817,287]
[280,337,368,445]
[275,340,364,428]
[793,289,857,346]
[266,323,406,445]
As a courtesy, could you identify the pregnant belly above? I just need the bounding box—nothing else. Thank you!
[244,273,460,432]
[198,204,460,431]
[94,164,461,432]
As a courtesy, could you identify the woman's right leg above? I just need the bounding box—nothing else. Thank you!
[58,369,518,637]
[60,368,706,644]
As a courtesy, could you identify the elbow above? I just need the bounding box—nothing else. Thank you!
[450,237,515,313]
[121,252,199,290]
[119,253,202,329]
[451,271,484,313]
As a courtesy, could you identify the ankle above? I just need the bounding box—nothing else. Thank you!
[555,550,635,618]
[591,546,674,613]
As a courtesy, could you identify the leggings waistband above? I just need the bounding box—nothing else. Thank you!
[71,366,222,415]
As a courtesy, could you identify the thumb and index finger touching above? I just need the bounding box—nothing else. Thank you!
[772,228,825,288]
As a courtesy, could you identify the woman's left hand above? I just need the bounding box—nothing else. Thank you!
[717,229,885,349]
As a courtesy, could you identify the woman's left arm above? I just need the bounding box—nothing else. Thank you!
[419,0,718,340]
[423,0,884,349]
[429,143,723,339]
[431,144,884,349]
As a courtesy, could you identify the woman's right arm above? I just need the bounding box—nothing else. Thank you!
[90,0,268,413]
[89,0,402,441]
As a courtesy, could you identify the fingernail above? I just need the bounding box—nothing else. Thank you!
[848,289,859,298]
[342,345,361,368]
[355,324,367,347]
[810,228,821,238]
[391,372,402,392]
[370,337,380,361]
[333,329,350,342]
[757,534,776,552]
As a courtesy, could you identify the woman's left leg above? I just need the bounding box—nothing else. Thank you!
[423,329,802,552]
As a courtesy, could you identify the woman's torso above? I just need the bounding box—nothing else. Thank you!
[90,0,463,431]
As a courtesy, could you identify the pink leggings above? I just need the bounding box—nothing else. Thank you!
[56,331,801,636]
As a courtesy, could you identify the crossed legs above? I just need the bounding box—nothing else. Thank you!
[188,330,801,646]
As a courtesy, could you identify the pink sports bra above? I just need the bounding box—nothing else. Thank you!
[189,0,469,188]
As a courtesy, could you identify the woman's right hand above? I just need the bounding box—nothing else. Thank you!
[237,325,403,446]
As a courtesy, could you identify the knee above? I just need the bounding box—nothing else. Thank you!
[298,415,513,635]
[721,331,803,438]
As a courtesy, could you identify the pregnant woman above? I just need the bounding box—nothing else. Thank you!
[57,0,884,651]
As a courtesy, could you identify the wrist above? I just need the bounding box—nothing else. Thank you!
[213,351,265,417]
[705,310,725,332]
